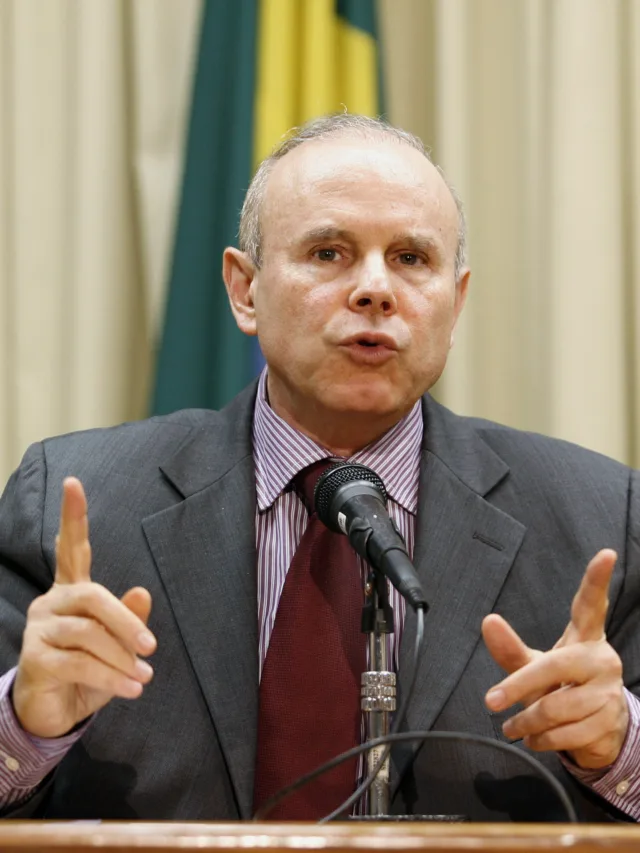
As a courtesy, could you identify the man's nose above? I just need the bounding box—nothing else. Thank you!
[348,260,398,315]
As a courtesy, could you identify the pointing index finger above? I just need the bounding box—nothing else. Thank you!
[55,478,92,585]
[567,549,617,644]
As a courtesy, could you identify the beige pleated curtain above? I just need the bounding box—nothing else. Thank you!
[1,0,638,486]
[0,0,201,481]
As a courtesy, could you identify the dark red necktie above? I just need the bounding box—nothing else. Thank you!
[253,460,366,820]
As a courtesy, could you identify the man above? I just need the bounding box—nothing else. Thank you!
[0,114,638,821]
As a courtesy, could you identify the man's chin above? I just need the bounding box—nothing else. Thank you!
[321,381,409,418]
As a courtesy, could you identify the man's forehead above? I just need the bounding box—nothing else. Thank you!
[265,135,452,208]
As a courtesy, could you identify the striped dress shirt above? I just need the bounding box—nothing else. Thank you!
[253,369,421,678]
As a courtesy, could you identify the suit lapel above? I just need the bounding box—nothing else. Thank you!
[394,397,526,783]
[139,385,527,812]
[142,385,260,819]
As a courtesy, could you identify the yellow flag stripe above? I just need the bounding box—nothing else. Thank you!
[300,0,339,119]
[337,18,378,118]
[253,0,379,167]
[253,0,299,163]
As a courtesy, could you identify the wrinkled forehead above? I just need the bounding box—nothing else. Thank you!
[262,136,460,243]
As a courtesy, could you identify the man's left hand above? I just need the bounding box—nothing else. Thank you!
[483,548,629,770]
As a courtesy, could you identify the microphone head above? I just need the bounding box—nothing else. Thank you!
[314,462,387,532]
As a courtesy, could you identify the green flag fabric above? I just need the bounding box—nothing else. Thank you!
[152,0,381,415]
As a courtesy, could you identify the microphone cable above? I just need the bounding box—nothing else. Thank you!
[254,730,577,824]
[252,600,578,824]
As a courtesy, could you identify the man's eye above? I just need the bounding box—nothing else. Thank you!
[399,253,420,266]
[315,248,339,262]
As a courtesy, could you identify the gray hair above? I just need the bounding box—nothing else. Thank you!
[238,113,468,280]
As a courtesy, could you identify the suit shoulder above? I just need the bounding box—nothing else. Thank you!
[36,380,260,474]
[39,409,223,472]
[465,414,633,485]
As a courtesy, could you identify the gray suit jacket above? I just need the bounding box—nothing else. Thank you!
[0,383,638,821]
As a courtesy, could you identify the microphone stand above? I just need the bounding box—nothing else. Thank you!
[358,574,466,822]
[361,569,395,816]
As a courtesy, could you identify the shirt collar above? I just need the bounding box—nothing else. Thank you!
[252,369,423,515]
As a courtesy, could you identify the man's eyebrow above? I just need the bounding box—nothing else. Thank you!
[298,227,356,244]
[390,233,443,254]
[296,228,444,255]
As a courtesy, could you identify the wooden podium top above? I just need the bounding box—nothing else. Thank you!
[0,823,638,853]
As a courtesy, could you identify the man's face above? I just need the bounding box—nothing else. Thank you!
[243,137,467,425]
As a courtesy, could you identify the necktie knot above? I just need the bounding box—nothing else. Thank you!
[293,458,336,514]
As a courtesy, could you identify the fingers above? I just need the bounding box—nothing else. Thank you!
[38,648,147,700]
[564,549,617,645]
[41,615,154,686]
[53,478,155,653]
[17,582,157,735]
[35,583,156,656]
[55,478,91,584]
[482,613,536,676]
[501,681,610,741]
[482,549,625,769]
[16,477,158,737]
[121,587,152,626]
[513,698,628,768]
[483,615,544,712]
[486,640,622,713]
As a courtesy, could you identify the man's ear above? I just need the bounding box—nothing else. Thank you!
[450,267,470,348]
[222,247,257,336]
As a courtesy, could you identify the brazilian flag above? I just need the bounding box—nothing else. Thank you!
[152,0,382,415]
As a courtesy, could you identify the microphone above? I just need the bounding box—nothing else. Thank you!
[314,462,428,611]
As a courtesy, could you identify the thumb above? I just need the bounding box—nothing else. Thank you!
[121,587,152,626]
[482,613,535,675]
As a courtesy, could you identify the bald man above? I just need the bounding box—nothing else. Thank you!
[0,115,638,822]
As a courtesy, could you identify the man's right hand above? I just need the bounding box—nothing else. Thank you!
[12,477,156,738]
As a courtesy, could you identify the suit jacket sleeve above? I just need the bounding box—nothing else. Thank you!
[0,443,60,816]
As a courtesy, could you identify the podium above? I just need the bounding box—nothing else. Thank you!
[0,823,638,853]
